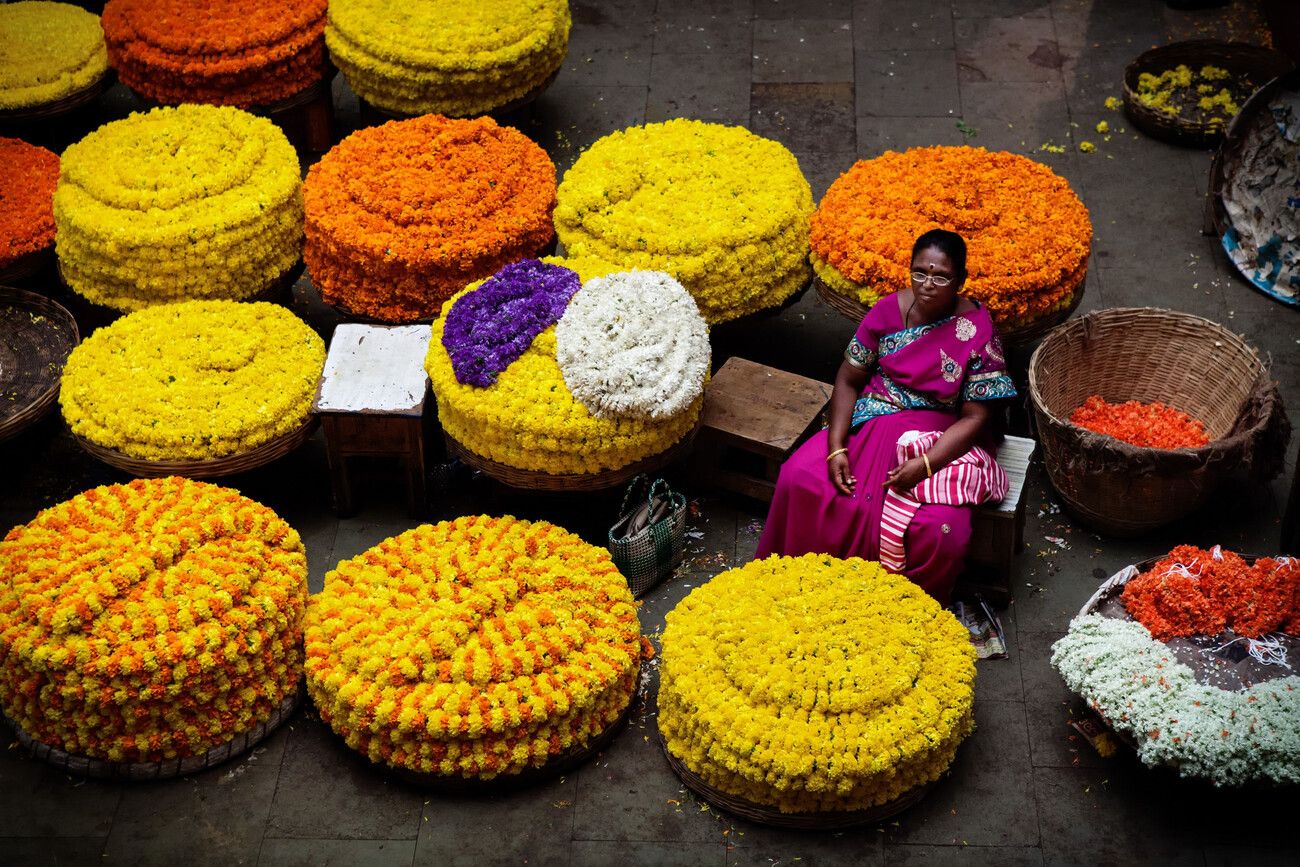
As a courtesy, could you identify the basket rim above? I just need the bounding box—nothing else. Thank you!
[0,68,114,123]
[0,286,81,443]
[74,415,318,478]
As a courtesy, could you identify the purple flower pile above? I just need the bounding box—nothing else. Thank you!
[442,260,582,387]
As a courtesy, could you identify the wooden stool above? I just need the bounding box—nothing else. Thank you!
[692,357,832,503]
[959,435,1035,607]
[314,324,431,517]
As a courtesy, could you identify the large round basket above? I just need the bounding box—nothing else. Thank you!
[0,246,54,285]
[0,287,79,444]
[1028,308,1287,536]
[444,420,700,492]
[662,743,931,829]
[75,416,318,479]
[1123,40,1295,148]
[4,684,302,781]
[0,70,112,129]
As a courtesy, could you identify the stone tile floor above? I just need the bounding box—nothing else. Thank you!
[3,0,1299,864]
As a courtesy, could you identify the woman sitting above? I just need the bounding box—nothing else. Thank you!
[756,229,1017,604]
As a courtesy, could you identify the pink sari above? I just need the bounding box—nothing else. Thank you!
[755,298,1017,603]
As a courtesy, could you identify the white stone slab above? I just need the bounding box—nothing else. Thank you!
[314,324,431,415]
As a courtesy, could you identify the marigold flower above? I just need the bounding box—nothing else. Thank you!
[0,138,58,269]
[0,2,107,110]
[1069,395,1210,450]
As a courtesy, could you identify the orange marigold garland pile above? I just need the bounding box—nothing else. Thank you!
[0,138,58,270]
[0,477,307,764]
[1069,395,1210,449]
[102,0,327,107]
[1122,545,1300,640]
[304,515,641,779]
[811,146,1092,327]
[304,115,557,322]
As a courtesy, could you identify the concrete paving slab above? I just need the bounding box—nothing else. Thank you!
[753,19,856,83]
[856,49,961,117]
[258,838,417,867]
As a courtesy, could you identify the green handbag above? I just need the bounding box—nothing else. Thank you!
[608,475,686,598]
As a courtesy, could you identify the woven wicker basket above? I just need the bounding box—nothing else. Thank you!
[1123,40,1295,148]
[0,70,112,127]
[1028,308,1288,536]
[0,287,79,444]
[0,246,54,285]
[75,416,318,479]
[662,744,932,829]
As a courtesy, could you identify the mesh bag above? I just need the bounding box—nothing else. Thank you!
[607,475,686,598]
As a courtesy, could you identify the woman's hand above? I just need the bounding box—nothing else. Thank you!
[883,457,928,494]
[828,452,857,496]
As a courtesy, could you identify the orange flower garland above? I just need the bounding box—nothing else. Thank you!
[0,138,58,270]
[304,516,641,779]
[1070,395,1210,449]
[0,478,307,763]
[811,146,1092,326]
[304,115,557,322]
[102,0,327,107]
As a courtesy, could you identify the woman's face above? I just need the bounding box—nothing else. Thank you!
[910,246,961,312]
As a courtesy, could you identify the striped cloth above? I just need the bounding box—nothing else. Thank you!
[878,430,1009,573]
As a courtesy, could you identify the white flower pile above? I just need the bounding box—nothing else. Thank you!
[556,270,710,420]
[1052,614,1300,786]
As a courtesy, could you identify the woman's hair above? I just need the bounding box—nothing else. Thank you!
[911,229,967,280]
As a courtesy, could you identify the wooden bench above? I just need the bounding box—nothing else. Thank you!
[960,435,1035,607]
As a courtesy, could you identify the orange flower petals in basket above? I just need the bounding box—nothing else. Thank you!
[304,115,557,322]
[1069,395,1210,450]
[102,0,327,106]
[0,138,58,270]
[811,146,1092,327]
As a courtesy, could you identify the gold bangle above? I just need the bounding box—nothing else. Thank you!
[826,447,848,462]
[922,453,933,477]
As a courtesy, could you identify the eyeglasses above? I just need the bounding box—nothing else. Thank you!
[910,271,953,288]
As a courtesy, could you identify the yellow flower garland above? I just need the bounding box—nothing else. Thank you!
[659,555,976,814]
[60,301,325,461]
[54,105,303,312]
[426,256,702,475]
[0,2,107,110]
[304,515,641,778]
[326,0,570,117]
[554,119,814,324]
[0,477,307,763]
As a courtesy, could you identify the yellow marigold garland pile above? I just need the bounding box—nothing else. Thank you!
[0,138,59,270]
[54,105,303,312]
[326,0,570,117]
[426,256,703,475]
[0,477,307,763]
[304,515,641,778]
[659,555,976,814]
[60,301,325,461]
[554,119,814,324]
[102,0,328,107]
[811,146,1092,327]
[0,1,107,110]
[305,114,557,322]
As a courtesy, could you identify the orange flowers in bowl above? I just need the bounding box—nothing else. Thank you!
[0,138,58,271]
[304,115,557,322]
[102,0,327,106]
[811,146,1092,327]
[1069,395,1210,450]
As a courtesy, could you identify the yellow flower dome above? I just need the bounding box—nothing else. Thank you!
[0,1,107,110]
[659,555,977,814]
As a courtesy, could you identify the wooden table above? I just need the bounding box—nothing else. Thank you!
[313,324,431,517]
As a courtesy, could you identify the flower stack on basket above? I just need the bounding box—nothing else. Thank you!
[811,146,1092,345]
[304,114,557,322]
[554,119,815,324]
[304,515,643,784]
[1053,545,1300,786]
[0,138,59,282]
[54,104,304,314]
[426,257,711,489]
[0,478,307,778]
[326,0,570,117]
[0,1,109,117]
[658,555,976,827]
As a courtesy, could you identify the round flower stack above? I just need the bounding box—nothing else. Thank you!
[304,515,642,779]
[326,0,570,117]
[0,477,307,764]
[554,119,815,324]
[426,257,710,478]
[0,2,107,111]
[305,114,557,322]
[0,138,59,274]
[659,555,977,816]
[101,0,328,107]
[55,105,303,312]
[60,301,325,462]
[811,146,1092,332]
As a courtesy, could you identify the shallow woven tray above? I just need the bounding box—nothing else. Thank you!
[5,684,302,781]
[663,744,932,829]
[75,415,317,479]
[0,246,54,285]
[0,70,112,126]
[1123,40,1294,148]
[0,287,79,444]
[445,420,699,492]
[360,66,561,121]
